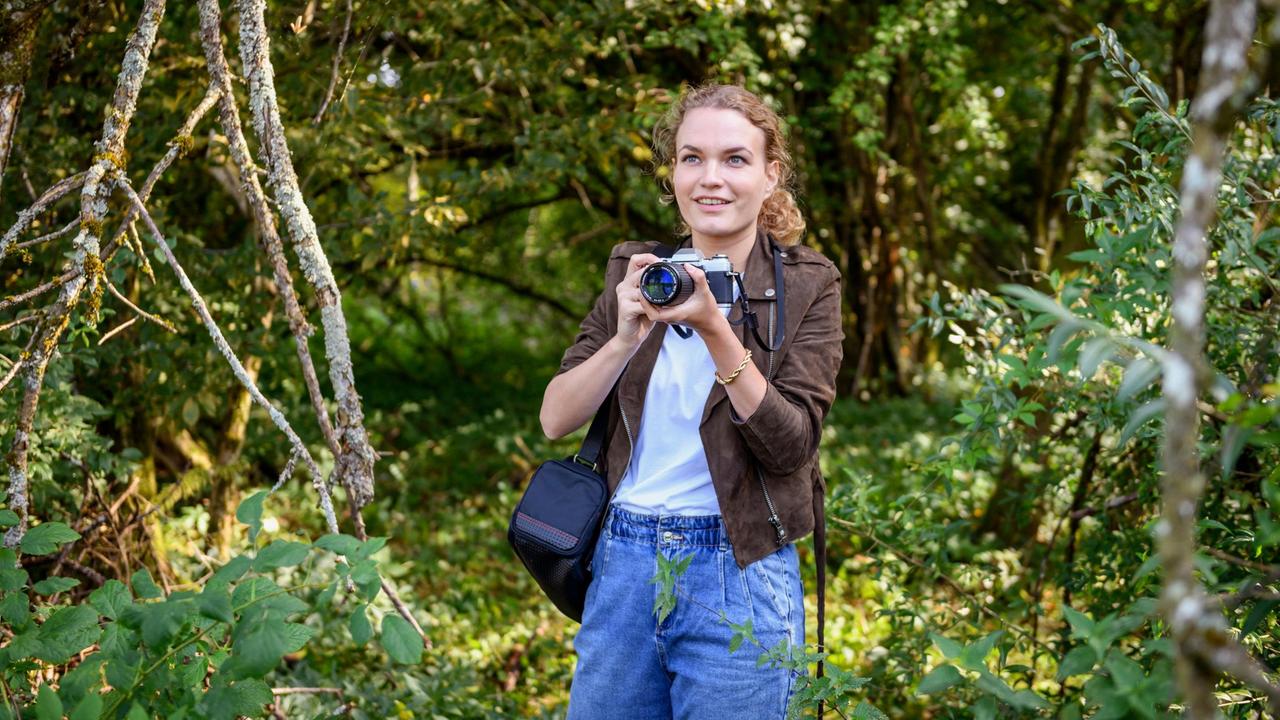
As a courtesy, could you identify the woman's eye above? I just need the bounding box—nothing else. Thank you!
[727,155,747,166]
[680,155,700,164]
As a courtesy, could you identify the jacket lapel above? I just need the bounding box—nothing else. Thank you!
[700,228,776,426]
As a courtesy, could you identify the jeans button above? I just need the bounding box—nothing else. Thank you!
[662,531,672,543]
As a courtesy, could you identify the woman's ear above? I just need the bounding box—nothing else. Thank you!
[766,160,780,194]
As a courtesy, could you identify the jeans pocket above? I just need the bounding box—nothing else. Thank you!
[751,545,796,638]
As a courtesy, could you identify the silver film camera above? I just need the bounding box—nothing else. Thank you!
[639,249,736,311]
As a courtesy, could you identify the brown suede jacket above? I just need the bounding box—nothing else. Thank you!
[556,228,843,568]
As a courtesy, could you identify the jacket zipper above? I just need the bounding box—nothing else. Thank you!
[620,400,635,481]
[758,298,786,545]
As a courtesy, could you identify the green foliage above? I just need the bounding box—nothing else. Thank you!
[0,492,412,718]
[649,551,692,624]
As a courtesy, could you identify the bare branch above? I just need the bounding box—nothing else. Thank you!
[0,313,37,334]
[0,316,40,395]
[104,278,176,332]
[0,172,86,264]
[0,273,66,313]
[312,0,354,125]
[197,0,340,462]
[237,0,377,509]
[14,219,78,251]
[96,316,137,345]
[119,180,341,535]
[3,0,167,550]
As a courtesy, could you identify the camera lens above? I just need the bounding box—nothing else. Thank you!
[640,262,692,306]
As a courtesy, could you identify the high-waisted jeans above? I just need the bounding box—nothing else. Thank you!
[566,505,805,720]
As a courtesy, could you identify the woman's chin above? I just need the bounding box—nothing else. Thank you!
[687,218,751,241]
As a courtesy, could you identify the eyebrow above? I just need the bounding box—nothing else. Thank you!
[679,144,755,157]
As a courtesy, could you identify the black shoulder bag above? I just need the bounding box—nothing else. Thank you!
[507,388,613,623]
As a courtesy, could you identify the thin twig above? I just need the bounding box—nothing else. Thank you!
[0,172,86,263]
[96,316,138,345]
[104,278,177,332]
[0,314,37,333]
[14,219,77,251]
[118,180,340,535]
[312,0,353,125]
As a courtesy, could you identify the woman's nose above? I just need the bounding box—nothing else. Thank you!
[699,162,724,185]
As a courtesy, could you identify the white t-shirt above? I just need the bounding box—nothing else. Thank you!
[612,323,722,516]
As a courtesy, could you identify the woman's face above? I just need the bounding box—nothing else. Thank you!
[672,107,779,244]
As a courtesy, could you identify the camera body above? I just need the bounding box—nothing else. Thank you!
[639,249,736,311]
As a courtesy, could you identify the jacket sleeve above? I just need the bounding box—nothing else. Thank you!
[555,246,626,376]
[731,265,843,475]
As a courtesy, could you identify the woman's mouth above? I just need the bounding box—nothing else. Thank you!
[694,197,731,210]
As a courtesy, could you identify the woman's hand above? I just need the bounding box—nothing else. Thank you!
[613,253,660,350]
[642,264,729,338]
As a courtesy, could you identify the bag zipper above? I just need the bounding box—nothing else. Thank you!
[759,298,786,545]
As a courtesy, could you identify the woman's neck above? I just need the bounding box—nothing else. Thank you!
[691,225,757,271]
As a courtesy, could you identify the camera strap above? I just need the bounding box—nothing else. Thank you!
[730,238,785,352]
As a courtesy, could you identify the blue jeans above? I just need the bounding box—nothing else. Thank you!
[567,505,805,720]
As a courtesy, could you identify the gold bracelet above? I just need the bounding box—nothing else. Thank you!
[715,349,753,385]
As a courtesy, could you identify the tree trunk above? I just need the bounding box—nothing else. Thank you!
[0,0,52,195]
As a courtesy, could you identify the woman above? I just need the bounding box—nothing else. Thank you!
[541,84,842,719]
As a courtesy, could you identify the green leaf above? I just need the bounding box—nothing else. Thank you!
[0,590,31,628]
[130,567,163,599]
[0,509,19,528]
[203,678,272,720]
[229,615,291,677]
[19,523,80,556]
[34,685,62,720]
[211,555,253,584]
[1105,652,1146,690]
[973,696,998,720]
[235,491,267,543]
[69,693,103,720]
[1078,337,1117,380]
[1119,356,1160,401]
[929,632,963,659]
[34,605,101,664]
[1242,599,1279,636]
[353,536,388,561]
[253,540,310,571]
[350,559,382,601]
[314,533,361,556]
[89,580,132,620]
[850,701,889,720]
[349,604,372,645]
[32,576,80,595]
[958,631,1003,671]
[1058,645,1098,680]
[1120,400,1165,446]
[1000,284,1074,321]
[197,584,234,623]
[917,664,963,694]
[1064,606,1096,636]
[281,623,314,653]
[0,567,29,591]
[123,599,190,650]
[381,614,423,664]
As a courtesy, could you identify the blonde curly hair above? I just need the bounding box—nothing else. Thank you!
[651,84,806,246]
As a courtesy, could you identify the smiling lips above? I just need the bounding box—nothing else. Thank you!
[694,197,732,211]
